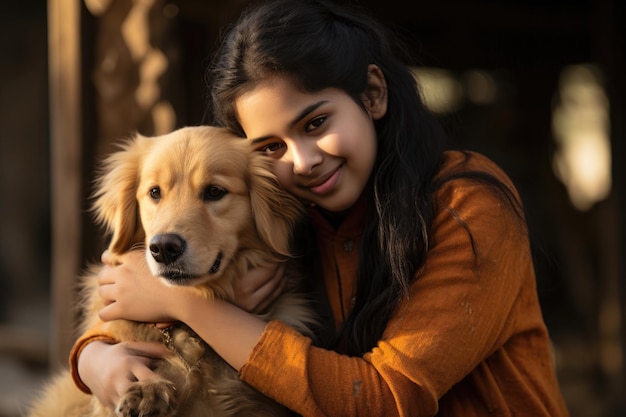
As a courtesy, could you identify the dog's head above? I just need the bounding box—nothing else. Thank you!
[92,126,304,289]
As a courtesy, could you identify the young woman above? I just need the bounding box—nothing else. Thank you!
[73,0,570,415]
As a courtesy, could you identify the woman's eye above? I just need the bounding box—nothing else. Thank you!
[305,115,326,132]
[258,142,286,157]
[202,185,227,201]
[262,142,283,152]
[149,186,161,201]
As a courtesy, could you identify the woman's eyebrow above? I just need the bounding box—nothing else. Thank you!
[249,100,329,145]
[250,135,274,145]
[290,100,328,127]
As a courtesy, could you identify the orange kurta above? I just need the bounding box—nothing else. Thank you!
[70,150,569,416]
[238,151,570,416]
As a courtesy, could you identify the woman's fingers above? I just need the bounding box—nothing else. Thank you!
[98,301,117,321]
[131,362,160,381]
[255,269,288,312]
[98,264,116,286]
[233,262,287,313]
[154,321,177,329]
[124,341,172,358]
[101,249,112,265]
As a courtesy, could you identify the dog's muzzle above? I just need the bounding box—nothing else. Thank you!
[150,233,223,282]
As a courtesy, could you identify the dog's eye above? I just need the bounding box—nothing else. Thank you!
[149,186,161,201]
[202,185,227,201]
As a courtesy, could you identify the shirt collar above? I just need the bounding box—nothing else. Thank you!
[308,190,369,239]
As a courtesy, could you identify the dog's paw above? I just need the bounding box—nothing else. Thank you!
[115,380,178,417]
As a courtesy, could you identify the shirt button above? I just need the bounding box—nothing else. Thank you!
[343,240,354,252]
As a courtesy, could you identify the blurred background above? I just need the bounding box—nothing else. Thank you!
[0,0,624,416]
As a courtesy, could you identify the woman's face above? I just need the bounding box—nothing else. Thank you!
[234,76,380,213]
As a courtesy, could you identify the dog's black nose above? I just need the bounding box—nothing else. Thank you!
[150,234,186,265]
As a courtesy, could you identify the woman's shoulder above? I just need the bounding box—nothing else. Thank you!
[428,150,529,255]
[437,150,509,181]
[432,149,524,217]
[435,150,519,196]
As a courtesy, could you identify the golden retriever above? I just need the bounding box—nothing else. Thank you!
[27,126,317,417]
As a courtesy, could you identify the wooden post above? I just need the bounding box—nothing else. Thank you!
[47,0,82,369]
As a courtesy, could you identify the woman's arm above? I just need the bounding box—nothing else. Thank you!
[74,251,285,402]
[97,250,269,371]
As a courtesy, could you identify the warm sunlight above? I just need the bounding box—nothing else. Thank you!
[551,64,612,211]
[412,68,464,114]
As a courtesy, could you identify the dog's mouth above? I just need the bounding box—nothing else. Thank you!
[208,251,223,275]
[161,269,196,284]
[160,251,223,285]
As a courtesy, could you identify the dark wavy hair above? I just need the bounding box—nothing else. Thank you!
[204,0,456,356]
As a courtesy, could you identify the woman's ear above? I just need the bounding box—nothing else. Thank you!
[362,64,388,120]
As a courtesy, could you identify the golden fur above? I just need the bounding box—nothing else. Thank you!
[27,126,317,417]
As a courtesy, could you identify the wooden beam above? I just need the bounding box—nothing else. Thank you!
[47,0,82,369]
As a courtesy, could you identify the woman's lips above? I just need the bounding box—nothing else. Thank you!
[308,165,341,195]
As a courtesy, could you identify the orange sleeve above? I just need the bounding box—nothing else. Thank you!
[68,322,119,394]
[241,321,401,417]
[239,153,568,417]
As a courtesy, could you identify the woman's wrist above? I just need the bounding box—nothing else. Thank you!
[170,286,212,324]
[76,341,109,392]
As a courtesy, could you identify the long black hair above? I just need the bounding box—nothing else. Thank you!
[205,0,469,356]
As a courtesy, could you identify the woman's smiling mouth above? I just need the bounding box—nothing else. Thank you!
[308,164,342,195]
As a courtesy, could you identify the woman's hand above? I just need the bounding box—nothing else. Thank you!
[98,250,189,323]
[78,340,171,407]
[232,262,287,313]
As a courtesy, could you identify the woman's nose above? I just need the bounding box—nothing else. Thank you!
[289,140,323,175]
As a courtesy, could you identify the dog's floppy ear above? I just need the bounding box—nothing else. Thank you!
[91,133,151,254]
[247,153,304,258]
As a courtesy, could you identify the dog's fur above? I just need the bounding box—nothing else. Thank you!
[27,126,317,417]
